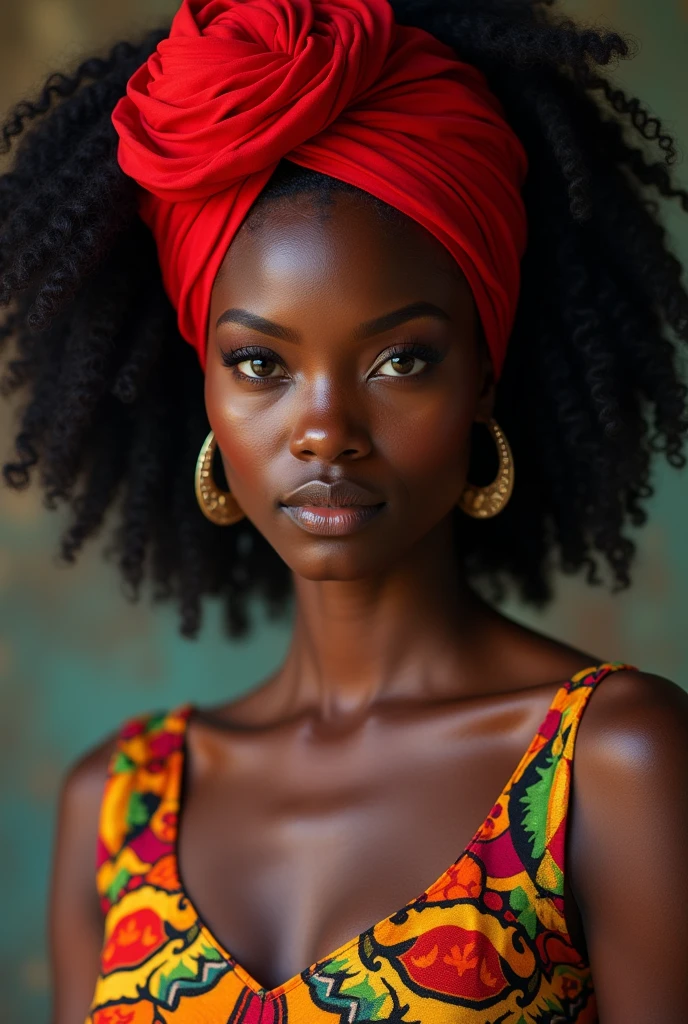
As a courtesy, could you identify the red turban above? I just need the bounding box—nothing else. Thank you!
[112,0,528,375]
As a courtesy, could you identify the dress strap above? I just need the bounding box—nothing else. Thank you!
[515,661,634,904]
[555,660,635,745]
[95,703,193,913]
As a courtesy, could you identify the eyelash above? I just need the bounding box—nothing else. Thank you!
[220,341,445,383]
[383,342,444,373]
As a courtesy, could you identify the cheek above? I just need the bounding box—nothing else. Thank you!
[206,386,280,491]
[372,387,474,496]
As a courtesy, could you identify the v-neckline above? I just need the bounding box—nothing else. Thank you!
[166,665,609,1002]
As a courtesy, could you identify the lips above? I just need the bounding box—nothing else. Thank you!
[281,479,383,508]
[279,479,385,537]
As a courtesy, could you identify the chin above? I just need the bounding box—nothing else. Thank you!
[278,542,397,583]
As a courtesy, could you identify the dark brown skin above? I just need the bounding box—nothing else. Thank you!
[49,193,688,1023]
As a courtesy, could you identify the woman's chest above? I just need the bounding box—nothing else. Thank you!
[176,696,555,993]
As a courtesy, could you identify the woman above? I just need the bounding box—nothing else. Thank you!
[2,0,687,1020]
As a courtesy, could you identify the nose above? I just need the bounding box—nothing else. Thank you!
[289,381,372,463]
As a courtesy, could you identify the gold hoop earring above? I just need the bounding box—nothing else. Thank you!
[195,430,245,526]
[458,418,514,519]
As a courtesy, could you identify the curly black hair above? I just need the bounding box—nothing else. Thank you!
[1,0,687,638]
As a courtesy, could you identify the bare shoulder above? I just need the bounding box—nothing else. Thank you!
[60,729,119,809]
[49,728,121,1024]
[568,667,688,909]
[566,671,688,1015]
[575,668,688,777]
[51,725,121,920]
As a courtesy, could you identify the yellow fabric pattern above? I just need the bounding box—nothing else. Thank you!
[87,662,630,1023]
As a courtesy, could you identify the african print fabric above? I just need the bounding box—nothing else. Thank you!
[87,662,630,1023]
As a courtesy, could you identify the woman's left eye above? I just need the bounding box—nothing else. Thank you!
[375,353,428,377]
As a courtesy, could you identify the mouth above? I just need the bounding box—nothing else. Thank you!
[281,502,385,536]
[279,478,386,537]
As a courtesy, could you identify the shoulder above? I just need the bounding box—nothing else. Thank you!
[49,713,154,1024]
[52,706,167,909]
[565,669,688,1011]
[568,668,688,908]
[575,668,688,781]
[49,729,123,1009]
[57,705,165,823]
[59,731,119,817]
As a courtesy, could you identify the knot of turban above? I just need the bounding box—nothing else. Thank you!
[112,0,528,375]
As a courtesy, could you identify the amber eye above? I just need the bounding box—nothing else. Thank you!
[237,357,285,379]
[376,353,427,377]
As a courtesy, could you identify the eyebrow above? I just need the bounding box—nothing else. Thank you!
[215,301,452,342]
[215,307,298,341]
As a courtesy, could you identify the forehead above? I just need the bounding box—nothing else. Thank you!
[212,192,470,314]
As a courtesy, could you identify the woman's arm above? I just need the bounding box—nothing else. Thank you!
[569,670,688,1021]
[48,735,116,1024]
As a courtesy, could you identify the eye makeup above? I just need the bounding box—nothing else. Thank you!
[369,341,446,378]
[220,345,287,383]
[219,339,447,384]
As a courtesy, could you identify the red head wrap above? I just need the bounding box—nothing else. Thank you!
[112,0,528,375]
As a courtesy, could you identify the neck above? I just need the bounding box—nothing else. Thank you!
[276,517,491,722]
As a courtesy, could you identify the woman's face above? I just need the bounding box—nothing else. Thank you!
[205,191,493,581]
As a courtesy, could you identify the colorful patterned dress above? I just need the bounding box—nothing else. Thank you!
[87,662,630,1023]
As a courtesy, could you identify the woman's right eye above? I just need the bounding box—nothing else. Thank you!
[235,357,286,379]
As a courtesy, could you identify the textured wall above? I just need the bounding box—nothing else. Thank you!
[0,1,686,1020]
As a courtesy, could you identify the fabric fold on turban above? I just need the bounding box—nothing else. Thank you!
[112,0,528,375]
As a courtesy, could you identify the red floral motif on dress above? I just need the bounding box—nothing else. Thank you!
[400,924,507,998]
[101,908,167,973]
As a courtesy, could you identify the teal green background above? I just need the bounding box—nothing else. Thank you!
[0,1,686,1020]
